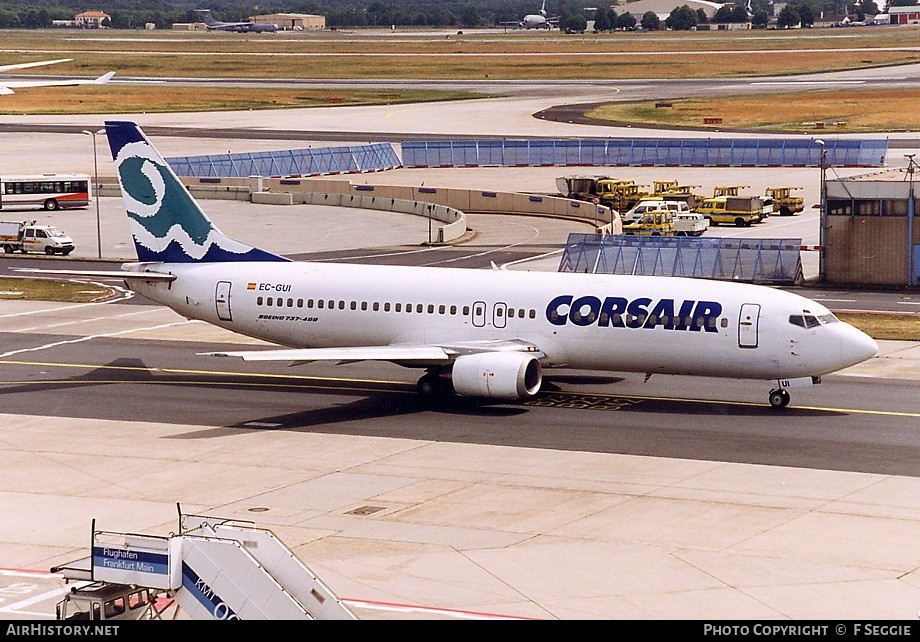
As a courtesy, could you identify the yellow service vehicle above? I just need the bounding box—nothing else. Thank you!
[652,179,680,195]
[597,179,651,212]
[712,185,751,197]
[696,195,765,227]
[621,209,676,236]
[765,187,805,216]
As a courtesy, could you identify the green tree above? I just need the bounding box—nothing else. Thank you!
[615,11,636,29]
[593,5,611,31]
[665,5,698,29]
[459,3,479,26]
[751,7,770,27]
[792,1,814,26]
[712,5,733,22]
[0,9,21,28]
[777,4,801,27]
[730,3,750,21]
[640,10,660,29]
[564,13,587,32]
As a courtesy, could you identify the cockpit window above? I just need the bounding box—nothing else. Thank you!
[789,313,835,328]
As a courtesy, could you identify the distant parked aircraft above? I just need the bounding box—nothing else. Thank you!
[195,9,279,33]
[0,58,114,96]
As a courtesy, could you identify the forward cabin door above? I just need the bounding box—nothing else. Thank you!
[216,281,233,321]
[738,303,760,348]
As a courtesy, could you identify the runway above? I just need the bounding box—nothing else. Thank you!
[2,71,920,621]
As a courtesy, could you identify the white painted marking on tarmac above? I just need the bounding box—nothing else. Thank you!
[0,587,69,616]
[898,301,920,306]
[501,248,564,269]
[0,321,196,359]
[0,569,57,578]
[342,598,530,620]
[15,307,170,333]
[243,421,283,427]
[752,81,865,85]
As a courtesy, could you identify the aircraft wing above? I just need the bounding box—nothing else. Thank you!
[0,58,73,73]
[204,345,454,364]
[0,71,115,95]
[202,339,544,365]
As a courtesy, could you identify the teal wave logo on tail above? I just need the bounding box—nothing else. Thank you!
[105,121,289,263]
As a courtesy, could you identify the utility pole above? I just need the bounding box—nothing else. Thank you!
[82,128,105,259]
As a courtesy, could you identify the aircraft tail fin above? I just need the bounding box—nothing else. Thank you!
[104,121,290,264]
[195,9,218,27]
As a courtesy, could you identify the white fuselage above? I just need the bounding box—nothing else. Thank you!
[128,261,878,381]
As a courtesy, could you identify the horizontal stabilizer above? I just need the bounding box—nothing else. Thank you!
[13,267,176,282]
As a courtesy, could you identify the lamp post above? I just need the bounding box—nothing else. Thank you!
[82,129,105,259]
[815,139,827,283]
[907,154,916,287]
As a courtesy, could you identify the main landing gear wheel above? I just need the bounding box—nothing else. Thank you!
[768,388,791,409]
[417,373,450,398]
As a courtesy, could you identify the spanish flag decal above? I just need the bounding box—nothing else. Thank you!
[247,282,256,290]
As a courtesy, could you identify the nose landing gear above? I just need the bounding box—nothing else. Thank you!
[768,387,791,409]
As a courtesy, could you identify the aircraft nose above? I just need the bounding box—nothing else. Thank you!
[838,323,878,368]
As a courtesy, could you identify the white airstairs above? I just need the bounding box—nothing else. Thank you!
[51,506,357,620]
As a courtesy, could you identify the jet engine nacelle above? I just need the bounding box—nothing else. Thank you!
[450,352,542,400]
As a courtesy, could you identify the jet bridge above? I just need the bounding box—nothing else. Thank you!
[51,506,356,621]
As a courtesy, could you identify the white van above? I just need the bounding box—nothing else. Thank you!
[623,199,691,224]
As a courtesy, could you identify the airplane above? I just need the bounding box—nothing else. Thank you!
[20,121,879,410]
[0,58,114,96]
[519,0,559,29]
[195,9,279,33]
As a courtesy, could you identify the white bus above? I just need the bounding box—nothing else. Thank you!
[0,173,91,211]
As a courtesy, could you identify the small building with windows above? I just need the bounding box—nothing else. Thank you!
[888,5,920,24]
[75,10,111,28]
[824,166,920,287]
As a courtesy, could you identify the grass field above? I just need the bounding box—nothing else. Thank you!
[3,26,920,132]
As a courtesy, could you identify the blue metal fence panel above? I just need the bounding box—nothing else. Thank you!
[401,138,887,169]
[558,234,803,284]
[167,143,400,178]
